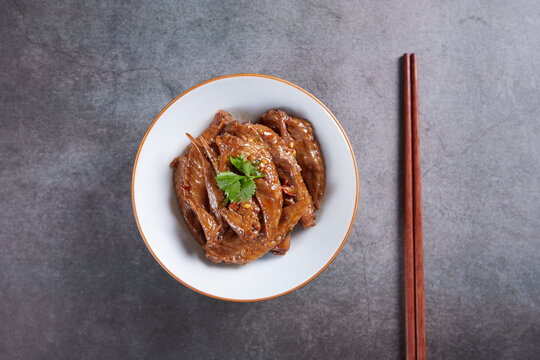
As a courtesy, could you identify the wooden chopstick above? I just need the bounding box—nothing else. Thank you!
[402,53,416,360]
[403,53,426,360]
[411,54,426,360]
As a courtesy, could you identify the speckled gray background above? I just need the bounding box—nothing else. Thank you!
[1,0,539,359]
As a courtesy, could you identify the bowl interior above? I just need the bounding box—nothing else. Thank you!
[132,75,357,301]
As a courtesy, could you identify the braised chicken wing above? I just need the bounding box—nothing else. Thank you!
[172,109,325,264]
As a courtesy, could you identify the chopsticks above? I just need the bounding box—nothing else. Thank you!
[403,53,426,360]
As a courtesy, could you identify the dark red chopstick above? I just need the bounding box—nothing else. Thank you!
[403,53,416,360]
[411,53,426,360]
[403,53,426,360]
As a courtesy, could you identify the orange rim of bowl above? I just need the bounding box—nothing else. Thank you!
[131,73,359,302]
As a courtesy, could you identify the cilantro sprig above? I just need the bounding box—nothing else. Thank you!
[216,154,265,204]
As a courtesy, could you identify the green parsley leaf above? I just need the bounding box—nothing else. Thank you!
[229,154,245,173]
[237,177,256,202]
[229,154,261,177]
[215,155,266,204]
[230,155,246,175]
[216,172,243,202]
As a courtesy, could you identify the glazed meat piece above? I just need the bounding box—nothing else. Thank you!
[214,135,263,241]
[205,228,285,265]
[182,145,221,244]
[220,200,261,241]
[171,154,205,245]
[250,123,316,228]
[259,109,294,145]
[271,232,291,255]
[205,192,307,264]
[199,109,233,143]
[260,109,325,209]
[276,196,309,240]
[171,110,234,246]
[198,137,220,172]
[205,230,287,264]
[188,134,261,242]
[188,139,227,243]
[284,116,326,209]
[206,201,305,264]
[218,123,283,241]
[183,109,232,157]
[204,228,245,263]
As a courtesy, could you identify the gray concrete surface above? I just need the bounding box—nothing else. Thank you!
[1,0,539,359]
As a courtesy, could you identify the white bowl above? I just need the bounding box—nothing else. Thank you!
[132,74,358,301]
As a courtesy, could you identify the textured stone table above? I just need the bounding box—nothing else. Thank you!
[2,1,539,359]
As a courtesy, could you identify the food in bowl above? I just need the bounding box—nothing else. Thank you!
[170,109,325,264]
